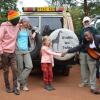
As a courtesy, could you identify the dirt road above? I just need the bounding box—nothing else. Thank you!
[0,65,100,100]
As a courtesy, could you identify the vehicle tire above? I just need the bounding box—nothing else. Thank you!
[54,58,72,76]
[62,66,70,76]
[49,28,79,75]
[49,28,79,61]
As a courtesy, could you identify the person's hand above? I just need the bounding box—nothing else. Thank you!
[61,52,67,57]
[32,32,36,39]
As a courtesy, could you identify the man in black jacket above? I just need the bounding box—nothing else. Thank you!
[64,27,100,94]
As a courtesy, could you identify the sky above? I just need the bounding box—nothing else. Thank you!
[17,0,83,7]
[17,0,83,12]
[17,0,49,7]
[17,0,49,12]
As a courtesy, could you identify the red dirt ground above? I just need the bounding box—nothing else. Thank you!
[0,64,100,100]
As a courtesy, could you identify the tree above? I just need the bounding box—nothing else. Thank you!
[0,0,18,24]
[88,2,100,16]
[83,0,88,16]
[52,0,77,7]
[70,6,83,36]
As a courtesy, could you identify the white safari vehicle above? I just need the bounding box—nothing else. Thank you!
[22,6,79,76]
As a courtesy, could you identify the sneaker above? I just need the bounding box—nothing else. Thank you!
[23,86,29,91]
[44,85,55,91]
[78,83,87,87]
[48,84,55,90]
[44,85,51,91]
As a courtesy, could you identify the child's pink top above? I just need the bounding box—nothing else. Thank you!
[41,45,61,66]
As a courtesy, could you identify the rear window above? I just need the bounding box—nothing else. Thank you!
[26,16,63,35]
[41,17,63,36]
[28,17,39,28]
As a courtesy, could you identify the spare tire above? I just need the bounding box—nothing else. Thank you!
[49,28,79,61]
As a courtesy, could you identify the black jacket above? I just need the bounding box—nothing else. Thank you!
[79,27,97,53]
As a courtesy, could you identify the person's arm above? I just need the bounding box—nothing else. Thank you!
[62,45,83,57]
[0,25,5,54]
[44,47,62,56]
[66,44,84,53]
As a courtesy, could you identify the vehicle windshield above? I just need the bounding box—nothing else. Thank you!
[27,16,63,35]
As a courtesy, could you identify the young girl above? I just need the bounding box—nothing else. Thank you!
[41,36,63,91]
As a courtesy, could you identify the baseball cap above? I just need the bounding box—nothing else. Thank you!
[82,16,91,23]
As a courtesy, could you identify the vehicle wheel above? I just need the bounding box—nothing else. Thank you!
[49,28,79,61]
[62,66,70,76]
[49,28,79,75]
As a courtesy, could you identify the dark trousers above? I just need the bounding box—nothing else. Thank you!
[41,63,53,85]
[1,52,18,89]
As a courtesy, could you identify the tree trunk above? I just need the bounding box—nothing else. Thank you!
[84,0,88,16]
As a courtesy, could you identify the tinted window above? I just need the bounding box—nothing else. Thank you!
[28,17,39,28]
[41,17,63,36]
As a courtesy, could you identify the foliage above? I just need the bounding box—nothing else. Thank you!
[52,0,76,6]
[70,3,100,36]
[0,0,18,24]
[51,0,100,36]
[69,7,84,36]
[88,2,100,16]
